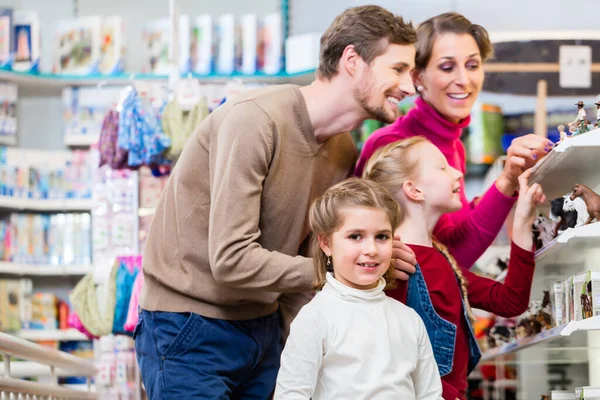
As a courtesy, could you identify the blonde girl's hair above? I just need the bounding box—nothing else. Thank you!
[363,137,475,322]
[309,177,401,290]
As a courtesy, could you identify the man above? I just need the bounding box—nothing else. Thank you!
[135,5,418,398]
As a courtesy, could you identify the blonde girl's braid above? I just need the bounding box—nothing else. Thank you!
[432,239,476,323]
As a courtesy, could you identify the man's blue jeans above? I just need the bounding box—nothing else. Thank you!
[134,309,282,399]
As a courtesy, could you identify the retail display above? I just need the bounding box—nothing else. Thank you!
[0,147,95,199]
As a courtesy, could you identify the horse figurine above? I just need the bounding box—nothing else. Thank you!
[570,183,600,225]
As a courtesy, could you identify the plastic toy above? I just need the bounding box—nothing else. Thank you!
[570,183,600,225]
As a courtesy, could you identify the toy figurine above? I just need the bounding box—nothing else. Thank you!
[568,100,588,135]
[532,212,556,250]
[595,101,600,128]
[570,183,600,225]
[557,124,568,141]
[568,124,578,135]
[537,291,553,331]
[550,196,578,236]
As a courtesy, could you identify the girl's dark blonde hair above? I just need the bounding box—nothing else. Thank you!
[415,12,493,72]
[363,137,475,322]
[309,177,401,290]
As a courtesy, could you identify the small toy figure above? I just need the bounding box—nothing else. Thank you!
[557,124,568,141]
[532,212,556,250]
[537,291,553,330]
[570,183,600,225]
[595,101,600,128]
[568,100,588,135]
[550,196,578,236]
[569,124,578,135]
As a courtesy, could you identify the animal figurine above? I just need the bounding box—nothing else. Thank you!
[549,197,578,236]
[537,291,553,330]
[570,183,600,225]
[532,212,556,249]
[563,195,589,227]
[486,325,514,348]
[480,257,509,278]
[516,300,544,338]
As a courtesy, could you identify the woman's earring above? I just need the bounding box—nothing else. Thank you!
[417,85,424,93]
[326,256,333,272]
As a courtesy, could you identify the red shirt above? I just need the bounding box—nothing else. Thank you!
[386,241,535,399]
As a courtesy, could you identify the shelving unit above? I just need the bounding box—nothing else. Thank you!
[0,68,316,96]
[0,196,95,211]
[481,316,600,361]
[64,135,99,147]
[0,262,91,276]
[16,329,90,342]
[0,136,17,146]
[535,222,600,264]
[529,130,600,199]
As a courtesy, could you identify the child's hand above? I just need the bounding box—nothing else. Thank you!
[513,168,546,250]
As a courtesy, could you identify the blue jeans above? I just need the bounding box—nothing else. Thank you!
[134,310,282,399]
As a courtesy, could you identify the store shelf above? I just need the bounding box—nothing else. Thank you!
[534,222,600,263]
[0,361,83,378]
[64,135,98,147]
[0,69,316,96]
[529,130,600,199]
[16,329,90,342]
[0,136,17,146]
[0,196,94,211]
[480,316,600,361]
[0,262,92,276]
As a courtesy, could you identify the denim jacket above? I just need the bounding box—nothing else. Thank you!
[405,263,482,376]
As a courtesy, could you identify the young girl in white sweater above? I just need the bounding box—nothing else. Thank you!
[274,178,442,399]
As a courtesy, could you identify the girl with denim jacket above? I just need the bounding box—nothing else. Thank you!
[275,178,443,399]
[363,137,543,400]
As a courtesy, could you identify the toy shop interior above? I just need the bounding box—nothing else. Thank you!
[0,0,599,399]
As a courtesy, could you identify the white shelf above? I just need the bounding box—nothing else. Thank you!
[16,329,90,342]
[529,130,600,199]
[534,222,600,263]
[0,136,17,146]
[0,262,92,276]
[480,316,600,361]
[64,135,98,147]
[0,196,94,211]
[0,361,83,378]
[0,69,316,96]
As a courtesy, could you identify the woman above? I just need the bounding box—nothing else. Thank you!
[355,12,553,270]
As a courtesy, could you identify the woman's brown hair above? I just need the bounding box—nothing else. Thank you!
[415,12,493,71]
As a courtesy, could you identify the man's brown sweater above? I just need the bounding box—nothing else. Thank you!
[140,84,357,320]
